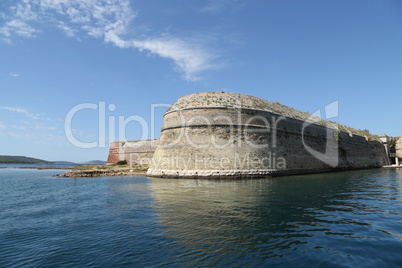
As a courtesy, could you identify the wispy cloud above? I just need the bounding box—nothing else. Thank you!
[0,106,60,145]
[132,37,219,81]
[0,19,39,40]
[200,0,245,13]
[0,108,61,142]
[9,73,20,77]
[57,22,78,38]
[0,107,40,119]
[10,124,57,131]
[0,0,220,81]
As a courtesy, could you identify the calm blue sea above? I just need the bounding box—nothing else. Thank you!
[0,163,78,168]
[1,168,402,267]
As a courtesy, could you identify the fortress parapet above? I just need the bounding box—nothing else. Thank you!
[146,92,389,178]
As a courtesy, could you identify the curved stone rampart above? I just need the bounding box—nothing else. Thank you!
[147,92,389,178]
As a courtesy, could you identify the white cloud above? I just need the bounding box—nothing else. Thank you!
[1,19,39,38]
[57,22,77,38]
[0,108,60,141]
[11,124,57,131]
[200,0,245,13]
[1,37,12,44]
[0,0,220,81]
[10,73,20,77]
[0,107,40,119]
[14,2,39,21]
[132,37,219,81]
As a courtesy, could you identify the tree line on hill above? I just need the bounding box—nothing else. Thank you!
[0,155,51,164]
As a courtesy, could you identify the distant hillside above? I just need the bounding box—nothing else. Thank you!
[0,155,51,164]
[52,161,78,165]
[79,160,107,165]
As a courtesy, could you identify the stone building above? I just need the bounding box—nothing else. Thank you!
[378,135,402,166]
[378,134,391,157]
[396,136,402,166]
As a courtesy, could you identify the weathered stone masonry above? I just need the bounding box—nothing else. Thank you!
[146,92,389,178]
[107,139,158,165]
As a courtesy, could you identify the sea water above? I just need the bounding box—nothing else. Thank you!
[1,168,402,267]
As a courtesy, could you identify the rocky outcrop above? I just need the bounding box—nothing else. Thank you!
[56,169,146,177]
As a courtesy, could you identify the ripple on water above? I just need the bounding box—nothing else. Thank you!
[1,168,402,267]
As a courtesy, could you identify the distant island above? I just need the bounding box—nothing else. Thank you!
[79,160,107,165]
[0,155,52,164]
[0,155,106,165]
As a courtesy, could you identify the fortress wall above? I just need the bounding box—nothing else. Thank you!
[106,142,125,164]
[396,137,402,158]
[106,139,158,165]
[147,92,388,178]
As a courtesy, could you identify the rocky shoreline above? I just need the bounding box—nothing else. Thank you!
[55,168,146,177]
[0,164,148,177]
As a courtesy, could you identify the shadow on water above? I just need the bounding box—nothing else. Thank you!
[149,168,402,267]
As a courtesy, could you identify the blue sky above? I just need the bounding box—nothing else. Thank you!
[1,0,401,162]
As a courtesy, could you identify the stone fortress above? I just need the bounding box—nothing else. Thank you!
[107,139,158,165]
[107,92,400,178]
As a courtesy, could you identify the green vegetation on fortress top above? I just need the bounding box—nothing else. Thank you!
[168,92,379,141]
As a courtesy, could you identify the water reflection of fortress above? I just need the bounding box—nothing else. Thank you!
[148,172,385,262]
[107,92,399,178]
